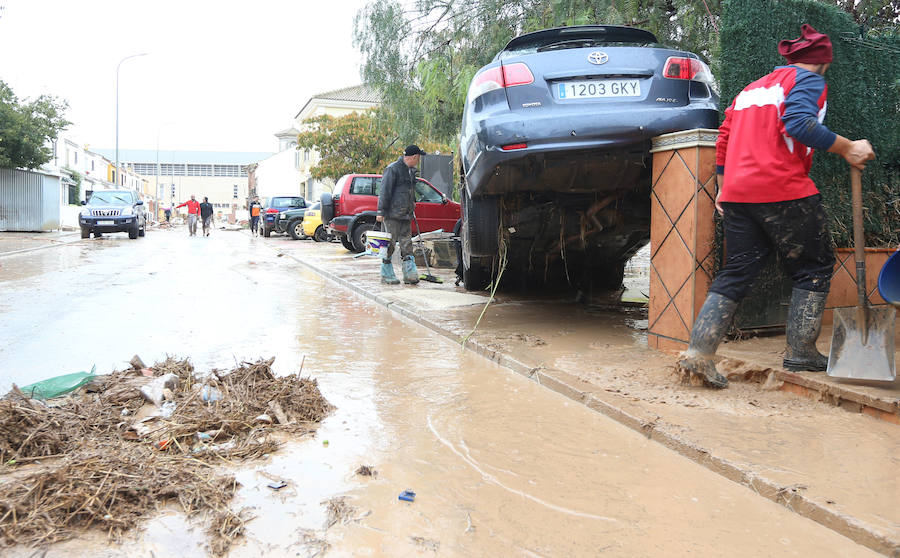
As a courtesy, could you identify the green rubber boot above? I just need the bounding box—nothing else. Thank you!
[783,288,828,372]
[676,292,737,388]
[381,260,400,285]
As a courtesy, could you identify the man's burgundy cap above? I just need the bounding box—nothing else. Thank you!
[778,24,833,64]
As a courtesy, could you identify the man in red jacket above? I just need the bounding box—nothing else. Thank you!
[677,24,875,389]
[177,195,201,236]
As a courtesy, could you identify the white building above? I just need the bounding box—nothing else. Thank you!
[252,84,381,205]
[95,149,271,222]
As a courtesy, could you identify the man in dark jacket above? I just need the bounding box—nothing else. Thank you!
[376,145,426,285]
[676,24,875,388]
[199,197,214,237]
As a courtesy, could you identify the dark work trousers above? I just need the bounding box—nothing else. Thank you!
[383,218,413,262]
[709,194,835,302]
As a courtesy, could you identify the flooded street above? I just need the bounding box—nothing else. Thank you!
[0,230,880,557]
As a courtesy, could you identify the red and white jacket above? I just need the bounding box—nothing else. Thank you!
[716,66,837,203]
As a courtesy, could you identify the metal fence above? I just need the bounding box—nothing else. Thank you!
[0,168,62,232]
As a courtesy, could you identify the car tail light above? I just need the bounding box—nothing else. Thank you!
[265,208,280,214]
[501,143,528,151]
[468,63,534,102]
[662,57,713,84]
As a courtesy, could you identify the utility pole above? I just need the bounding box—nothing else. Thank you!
[115,53,147,187]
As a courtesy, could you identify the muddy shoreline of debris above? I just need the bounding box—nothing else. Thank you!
[0,356,333,555]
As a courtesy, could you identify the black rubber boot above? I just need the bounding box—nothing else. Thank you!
[676,292,738,389]
[783,288,828,372]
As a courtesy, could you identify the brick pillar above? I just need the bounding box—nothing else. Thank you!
[647,129,719,351]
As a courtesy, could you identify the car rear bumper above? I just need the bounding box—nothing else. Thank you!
[327,216,351,235]
[274,218,291,233]
[463,106,717,196]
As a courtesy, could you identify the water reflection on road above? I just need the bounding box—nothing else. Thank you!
[0,231,877,557]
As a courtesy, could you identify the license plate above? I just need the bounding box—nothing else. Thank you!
[97,220,114,225]
[556,79,640,99]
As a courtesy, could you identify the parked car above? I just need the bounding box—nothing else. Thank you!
[274,205,309,240]
[458,25,718,290]
[321,173,461,253]
[259,196,307,237]
[79,190,147,239]
[300,202,333,242]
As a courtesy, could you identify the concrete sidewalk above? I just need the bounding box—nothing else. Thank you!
[0,231,84,256]
[260,235,898,555]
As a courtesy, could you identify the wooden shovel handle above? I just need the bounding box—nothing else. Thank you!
[851,168,866,305]
[851,168,869,341]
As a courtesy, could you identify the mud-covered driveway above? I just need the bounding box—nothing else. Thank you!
[0,229,881,556]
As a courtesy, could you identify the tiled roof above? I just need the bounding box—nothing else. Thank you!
[313,84,381,104]
[275,127,301,137]
[294,84,381,118]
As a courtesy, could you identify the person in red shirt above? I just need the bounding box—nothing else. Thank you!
[677,24,875,389]
[176,195,201,236]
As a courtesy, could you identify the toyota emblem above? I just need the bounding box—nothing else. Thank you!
[587,51,609,65]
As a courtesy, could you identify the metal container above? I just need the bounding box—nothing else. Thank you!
[0,168,62,231]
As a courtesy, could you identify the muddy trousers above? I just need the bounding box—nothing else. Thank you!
[709,194,835,302]
[202,216,212,235]
[383,218,413,261]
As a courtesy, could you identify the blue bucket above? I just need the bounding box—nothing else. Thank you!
[877,249,900,307]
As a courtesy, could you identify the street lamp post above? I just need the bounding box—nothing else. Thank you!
[115,53,147,187]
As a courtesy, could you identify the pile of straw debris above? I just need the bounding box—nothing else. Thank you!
[0,357,332,555]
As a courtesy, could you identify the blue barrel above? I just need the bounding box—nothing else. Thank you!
[878,249,900,307]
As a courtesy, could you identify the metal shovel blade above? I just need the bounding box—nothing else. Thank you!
[827,306,896,381]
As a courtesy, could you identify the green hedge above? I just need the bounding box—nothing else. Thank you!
[720,0,899,248]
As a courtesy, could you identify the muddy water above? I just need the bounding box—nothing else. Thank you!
[0,231,878,557]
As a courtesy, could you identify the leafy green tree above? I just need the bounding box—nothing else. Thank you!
[0,80,69,170]
[295,110,402,180]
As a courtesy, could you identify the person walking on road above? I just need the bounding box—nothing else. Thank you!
[376,145,426,285]
[177,195,201,236]
[677,24,876,389]
[249,196,262,237]
[200,197,214,237]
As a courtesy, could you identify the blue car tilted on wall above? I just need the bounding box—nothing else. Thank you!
[458,25,719,291]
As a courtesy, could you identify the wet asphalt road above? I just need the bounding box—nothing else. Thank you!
[0,228,878,557]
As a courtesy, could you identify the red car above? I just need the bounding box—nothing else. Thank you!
[322,173,461,253]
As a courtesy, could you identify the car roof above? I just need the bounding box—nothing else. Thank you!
[501,25,658,53]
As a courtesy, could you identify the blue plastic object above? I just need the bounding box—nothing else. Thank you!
[398,490,416,502]
[878,249,900,307]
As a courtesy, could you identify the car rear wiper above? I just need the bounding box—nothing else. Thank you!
[537,39,595,52]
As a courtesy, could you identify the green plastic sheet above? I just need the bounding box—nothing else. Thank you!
[18,366,96,400]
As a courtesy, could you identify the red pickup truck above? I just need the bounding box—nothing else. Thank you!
[321,173,461,253]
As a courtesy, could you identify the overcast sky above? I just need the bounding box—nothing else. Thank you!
[0,0,370,154]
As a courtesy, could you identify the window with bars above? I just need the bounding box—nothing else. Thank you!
[214,165,239,177]
[188,164,213,176]
[132,163,158,176]
[240,166,248,177]
[233,185,238,199]
[160,163,186,176]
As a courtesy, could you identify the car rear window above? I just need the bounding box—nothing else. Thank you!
[497,26,659,59]
[272,197,304,208]
[350,177,381,196]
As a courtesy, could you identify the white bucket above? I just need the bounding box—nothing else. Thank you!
[365,230,392,256]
